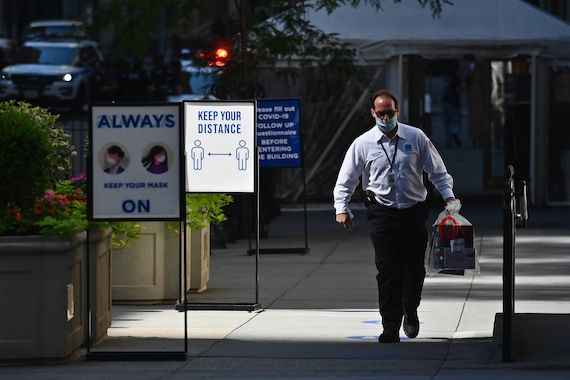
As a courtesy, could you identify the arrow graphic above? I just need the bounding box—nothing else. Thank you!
[208,152,232,156]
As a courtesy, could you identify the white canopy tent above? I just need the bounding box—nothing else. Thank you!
[295,0,570,204]
[306,0,570,63]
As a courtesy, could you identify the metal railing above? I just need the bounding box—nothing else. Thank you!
[61,112,89,176]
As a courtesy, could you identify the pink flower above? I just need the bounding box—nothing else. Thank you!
[45,190,55,202]
[70,173,86,184]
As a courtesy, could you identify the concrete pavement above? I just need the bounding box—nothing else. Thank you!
[2,197,570,379]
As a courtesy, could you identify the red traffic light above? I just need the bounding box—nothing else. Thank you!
[215,48,229,59]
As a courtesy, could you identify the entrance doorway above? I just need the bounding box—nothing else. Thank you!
[407,56,532,197]
[548,65,570,204]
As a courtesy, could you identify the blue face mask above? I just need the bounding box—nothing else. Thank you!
[375,116,398,133]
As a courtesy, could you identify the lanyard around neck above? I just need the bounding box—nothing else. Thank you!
[380,136,399,171]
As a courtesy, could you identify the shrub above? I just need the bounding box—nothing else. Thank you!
[0,101,75,183]
[0,110,52,211]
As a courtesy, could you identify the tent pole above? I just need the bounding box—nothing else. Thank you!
[398,54,405,120]
[530,54,537,205]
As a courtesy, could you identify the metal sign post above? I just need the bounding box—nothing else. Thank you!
[86,103,187,361]
[503,165,515,363]
[502,165,529,363]
[249,98,309,255]
[179,100,261,311]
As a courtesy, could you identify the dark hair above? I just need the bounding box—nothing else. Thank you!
[142,145,167,167]
[107,145,125,158]
[371,90,399,109]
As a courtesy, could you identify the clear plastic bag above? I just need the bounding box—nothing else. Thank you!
[425,209,480,276]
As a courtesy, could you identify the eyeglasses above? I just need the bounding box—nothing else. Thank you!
[373,109,397,118]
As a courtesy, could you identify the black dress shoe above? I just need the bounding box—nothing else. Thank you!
[403,311,419,338]
[378,322,400,343]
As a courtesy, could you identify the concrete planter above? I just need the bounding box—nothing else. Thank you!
[189,225,210,293]
[164,224,191,300]
[112,222,193,302]
[88,228,112,344]
[0,232,86,360]
[111,222,212,302]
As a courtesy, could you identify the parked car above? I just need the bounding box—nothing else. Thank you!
[167,64,219,102]
[0,40,103,107]
[0,37,14,69]
[166,46,229,102]
[22,20,87,42]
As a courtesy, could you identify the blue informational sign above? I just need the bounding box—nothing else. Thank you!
[257,98,302,168]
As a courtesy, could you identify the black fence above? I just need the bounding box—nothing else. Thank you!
[61,111,89,176]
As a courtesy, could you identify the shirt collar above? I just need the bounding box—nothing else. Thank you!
[374,122,406,143]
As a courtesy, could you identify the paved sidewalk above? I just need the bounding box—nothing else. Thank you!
[2,198,570,379]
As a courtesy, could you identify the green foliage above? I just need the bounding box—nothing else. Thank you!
[1,170,143,248]
[92,0,451,98]
[0,101,75,183]
[0,102,84,237]
[182,194,233,231]
[95,221,143,250]
[0,175,86,236]
[217,1,359,97]
[315,0,451,17]
[94,0,200,59]
[0,109,52,212]
[33,176,88,236]
[0,102,139,244]
[36,208,89,236]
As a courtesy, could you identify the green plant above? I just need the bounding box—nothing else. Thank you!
[34,181,89,236]
[1,170,142,247]
[0,101,77,234]
[0,174,87,236]
[0,101,141,244]
[36,173,142,247]
[95,221,143,250]
[185,193,233,230]
[0,109,52,215]
[0,101,76,182]
[167,194,233,234]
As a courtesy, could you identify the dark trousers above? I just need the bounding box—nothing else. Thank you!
[366,201,428,326]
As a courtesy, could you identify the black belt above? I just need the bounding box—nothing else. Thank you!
[365,190,380,205]
[365,190,423,210]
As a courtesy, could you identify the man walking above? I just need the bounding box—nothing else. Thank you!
[333,90,460,343]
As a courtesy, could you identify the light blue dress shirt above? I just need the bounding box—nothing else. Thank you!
[334,123,454,217]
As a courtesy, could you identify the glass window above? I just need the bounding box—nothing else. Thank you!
[79,47,98,66]
[24,25,86,40]
[548,68,570,203]
[16,46,78,65]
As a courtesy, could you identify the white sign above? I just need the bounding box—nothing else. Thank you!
[184,101,256,193]
[90,104,182,220]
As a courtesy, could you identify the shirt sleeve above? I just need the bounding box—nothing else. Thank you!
[420,134,455,200]
[333,140,365,218]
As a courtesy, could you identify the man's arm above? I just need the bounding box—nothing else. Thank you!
[333,140,364,229]
[420,133,455,202]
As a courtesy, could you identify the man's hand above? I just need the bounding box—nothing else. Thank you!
[444,198,461,214]
[336,213,352,230]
